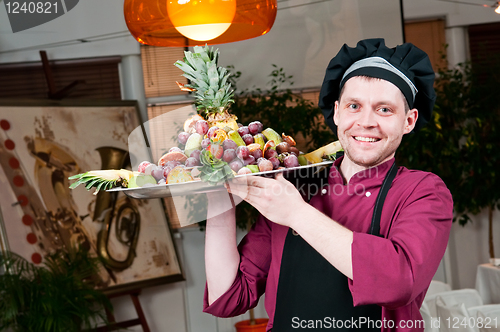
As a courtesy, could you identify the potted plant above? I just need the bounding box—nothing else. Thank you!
[0,245,112,331]
[396,53,500,261]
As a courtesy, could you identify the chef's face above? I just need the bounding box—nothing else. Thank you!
[333,76,418,168]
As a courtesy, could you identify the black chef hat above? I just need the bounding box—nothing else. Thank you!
[318,38,436,134]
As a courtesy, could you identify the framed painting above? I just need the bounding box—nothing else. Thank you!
[0,99,183,294]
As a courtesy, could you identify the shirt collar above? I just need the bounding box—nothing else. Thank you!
[330,156,396,185]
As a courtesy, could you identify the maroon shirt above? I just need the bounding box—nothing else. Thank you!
[204,157,453,331]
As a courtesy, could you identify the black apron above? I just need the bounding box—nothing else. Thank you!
[272,162,398,331]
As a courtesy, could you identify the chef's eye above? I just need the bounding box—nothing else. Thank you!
[348,104,359,110]
[379,107,391,114]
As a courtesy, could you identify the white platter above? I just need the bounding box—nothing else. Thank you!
[107,161,334,199]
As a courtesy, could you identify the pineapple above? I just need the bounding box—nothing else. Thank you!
[174,45,239,132]
[68,169,136,195]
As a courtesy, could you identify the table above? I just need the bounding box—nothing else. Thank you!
[476,263,500,304]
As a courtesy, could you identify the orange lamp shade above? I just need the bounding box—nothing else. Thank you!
[124,0,277,47]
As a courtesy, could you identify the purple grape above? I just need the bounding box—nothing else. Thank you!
[201,138,210,150]
[243,155,256,166]
[269,157,280,169]
[207,126,219,139]
[185,157,199,167]
[251,148,263,160]
[163,165,173,178]
[151,166,165,181]
[195,120,209,136]
[166,160,182,168]
[289,147,300,156]
[283,154,300,168]
[223,149,237,163]
[222,139,238,150]
[229,158,243,172]
[190,149,201,161]
[178,132,191,145]
[237,126,250,137]
[258,159,273,172]
[236,146,250,159]
[264,148,278,159]
[237,123,243,128]
[169,146,183,153]
[248,121,263,135]
[242,134,254,145]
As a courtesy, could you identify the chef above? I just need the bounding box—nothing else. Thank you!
[203,38,453,331]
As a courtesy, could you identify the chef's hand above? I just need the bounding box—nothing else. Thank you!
[225,173,306,227]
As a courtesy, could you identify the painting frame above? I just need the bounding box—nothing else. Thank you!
[0,99,184,295]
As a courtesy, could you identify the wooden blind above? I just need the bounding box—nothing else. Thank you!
[404,19,447,72]
[0,57,121,100]
[141,45,189,98]
[469,22,500,67]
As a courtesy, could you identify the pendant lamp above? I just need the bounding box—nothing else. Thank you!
[124,0,278,47]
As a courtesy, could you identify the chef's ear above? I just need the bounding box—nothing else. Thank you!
[333,101,340,126]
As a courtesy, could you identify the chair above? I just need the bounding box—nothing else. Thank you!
[420,301,439,332]
[467,304,500,332]
[435,296,476,332]
[425,280,452,300]
[425,288,483,318]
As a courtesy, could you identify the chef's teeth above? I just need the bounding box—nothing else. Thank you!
[355,136,378,142]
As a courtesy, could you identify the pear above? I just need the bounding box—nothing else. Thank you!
[184,133,203,157]
[128,174,157,188]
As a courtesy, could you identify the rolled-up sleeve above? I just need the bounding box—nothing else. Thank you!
[203,215,272,317]
[348,173,453,309]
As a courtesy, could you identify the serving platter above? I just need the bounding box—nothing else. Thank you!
[107,161,334,199]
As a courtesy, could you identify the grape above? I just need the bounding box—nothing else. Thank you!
[190,149,201,161]
[276,142,290,154]
[289,147,300,156]
[258,159,273,172]
[229,159,244,172]
[201,138,210,150]
[185,157,199,167]
[223,149,237,163]
[169,146,183,153]
[269,157,280,169]
[151,166,165,181]
[195,120,209,136]
[166,160,182,168]
[243,155,255,166]
[237,167,252,175]
[242,134,254,145]
[178,132,190,145]
[283,154,299,168]
[137,161,151,173]
[252,148,263,160]
[236,146,250,159]
[158,178,166,185]
[237,126,250,137]
[237,123,243,128]
[264,148,278,159]
[223,139,238,150]
[207,126,219,139]
[163,165,173,178]
[248,121,263,135]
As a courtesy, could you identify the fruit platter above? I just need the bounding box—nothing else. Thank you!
[68,45,342,198]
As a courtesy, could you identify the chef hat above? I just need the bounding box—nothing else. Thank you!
[318,38,436,134]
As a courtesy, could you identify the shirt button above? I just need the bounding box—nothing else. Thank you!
[321,188,327,195]
[366,192,371,197]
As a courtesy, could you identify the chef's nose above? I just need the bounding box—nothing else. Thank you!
[356,109,377,128]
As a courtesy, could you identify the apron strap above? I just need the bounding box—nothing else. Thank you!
[370,162,398,237]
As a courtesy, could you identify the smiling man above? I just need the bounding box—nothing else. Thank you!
[203,39,453,332]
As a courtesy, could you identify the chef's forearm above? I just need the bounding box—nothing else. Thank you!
[205,199,240,305]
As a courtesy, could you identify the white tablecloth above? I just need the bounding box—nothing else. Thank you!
[476,263,500,304]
